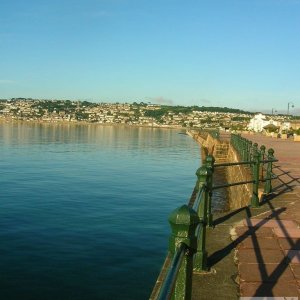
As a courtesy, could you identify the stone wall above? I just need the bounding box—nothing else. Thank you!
[188,130,229,163]
[225,145,252,209]
[189,130,252,210]
[294,135,300,142]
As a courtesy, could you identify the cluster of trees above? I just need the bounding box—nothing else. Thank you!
[291,115,300,120]
[143,105,253,121]
[152,105,251,115]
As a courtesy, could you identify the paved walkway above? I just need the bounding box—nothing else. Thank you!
[234,134,300,297]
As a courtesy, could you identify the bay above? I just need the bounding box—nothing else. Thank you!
[0,122,201,300]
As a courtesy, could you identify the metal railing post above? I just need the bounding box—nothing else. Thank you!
[264,148,275,194]
[168,205,199,300]
[194,165,210,272]
[241,138,245,160]
[260,145,266,181]
[251,143,258,172]
[245,139,248,160]
[205,155,215,227]
[252,142,258,156]
[238,135,242,158]
[251,148,260,207]
[248,141,253,162]
[243,138,247,161]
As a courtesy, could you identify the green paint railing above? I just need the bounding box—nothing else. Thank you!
[154,134,277,300]
[197,129,220,141]
[157,205,199,300]
[208,130,220,140]
[193,165,210,272]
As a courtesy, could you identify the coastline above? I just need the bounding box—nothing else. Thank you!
[0,117,187,131]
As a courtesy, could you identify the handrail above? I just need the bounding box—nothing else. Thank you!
[155,205,198,300]
[215,161,254,167]
[157,243,186,300]
[214,159,278,168]
[261,159,278,163]
[212,180,255,190]
[230,133,276,201]
[192,185,205,211]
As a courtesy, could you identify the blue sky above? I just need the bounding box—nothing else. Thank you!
[0,0,299,114]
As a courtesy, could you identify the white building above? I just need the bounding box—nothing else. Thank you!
[248,113,268,132]
[248,113,280,132]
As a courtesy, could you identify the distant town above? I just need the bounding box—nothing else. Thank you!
[0,98,299,134]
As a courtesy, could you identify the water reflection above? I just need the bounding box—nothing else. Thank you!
[0,122,202,300]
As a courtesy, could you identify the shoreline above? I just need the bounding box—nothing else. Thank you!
[0,117,188,131]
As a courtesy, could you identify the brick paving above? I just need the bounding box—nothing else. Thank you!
[234,134,300,298]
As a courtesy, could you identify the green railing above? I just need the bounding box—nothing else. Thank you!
[157,166,211,299]
[154,134,277,300]
[207,129,220,140]
[196,129,220,141]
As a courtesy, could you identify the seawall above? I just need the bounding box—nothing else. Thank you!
[188,130,252,209]
[187,130,229,163]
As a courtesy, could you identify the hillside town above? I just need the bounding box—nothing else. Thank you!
[0,98,299,135]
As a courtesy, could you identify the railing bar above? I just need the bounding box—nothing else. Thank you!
[192,186,205,211]
[261,159,278,163]
[214,159,278,168]
[211,175,277,189]
[157,243,186,300]
[212,180,255,190]
[214,161,254,167]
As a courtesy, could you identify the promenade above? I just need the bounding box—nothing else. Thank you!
[191,134,300,299]
[235,134,300,297]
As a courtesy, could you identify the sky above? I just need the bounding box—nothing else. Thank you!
[0,0,299,114]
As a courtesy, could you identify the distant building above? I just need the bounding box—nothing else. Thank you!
[248,113,291,133]
[248,113,281,132]
[290,121,300,130]
[248,113,269,132]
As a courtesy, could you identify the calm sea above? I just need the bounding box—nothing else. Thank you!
[0,122,201,300]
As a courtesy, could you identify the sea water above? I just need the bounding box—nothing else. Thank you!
[0,122,201,300]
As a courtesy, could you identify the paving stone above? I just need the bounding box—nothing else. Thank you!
[274,228,300,238]
[237,249,286,264]
[235,226,274,238]
[291,264,300,280]
[239,263,294,282]
[240,281,300,297]
[238,237,280,249]
[285,250,300,264]
[243,218,298,228]
[269,213,295,220]
[278,238,300,250]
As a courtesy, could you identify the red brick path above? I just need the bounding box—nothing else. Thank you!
[235,134,300,297]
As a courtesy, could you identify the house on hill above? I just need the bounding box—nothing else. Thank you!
[248,113,269,132]
[248,113,291,133]
[248,113,282,132]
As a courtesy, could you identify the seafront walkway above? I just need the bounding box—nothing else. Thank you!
[190,133,300,299]
[233,133,300,297]
[151,132,300,299]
